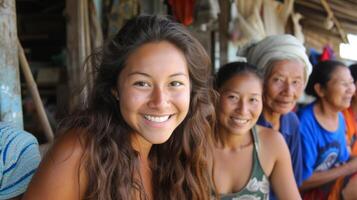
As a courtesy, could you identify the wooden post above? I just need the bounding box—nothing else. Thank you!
[66,0,84,111]
[66,0,96,111]
[0,0,23,128]
[218,0,230,67]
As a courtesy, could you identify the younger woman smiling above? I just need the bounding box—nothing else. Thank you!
[23,15,216,200]
[213,62,301,200]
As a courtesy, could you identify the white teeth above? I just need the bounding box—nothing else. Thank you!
[232,118,249,124]
[144,115,170,122]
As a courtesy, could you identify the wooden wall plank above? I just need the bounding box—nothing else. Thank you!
[0,0,23,127]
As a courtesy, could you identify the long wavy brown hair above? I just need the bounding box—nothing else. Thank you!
[59,15,217,200]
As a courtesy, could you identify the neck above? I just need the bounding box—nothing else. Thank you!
[131,133,152,159]
[131,133,153,200]
[262,108,281,131]
[315,100,340,119]
[218,126,252,151]
[350,99,357,114]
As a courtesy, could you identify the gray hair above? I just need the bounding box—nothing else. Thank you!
[237,34,312,83]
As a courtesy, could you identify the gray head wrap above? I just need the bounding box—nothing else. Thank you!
[237,34,312,82]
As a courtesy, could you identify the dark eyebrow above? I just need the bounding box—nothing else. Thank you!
[223,90,261,96]
[169,73,189,78]
[128,72,150,77]
[128,72,188,78]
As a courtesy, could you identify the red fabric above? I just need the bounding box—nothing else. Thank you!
[320,45,334,61]
[168,0,195,26]
[302,177,344,200]
[302,189,324,200]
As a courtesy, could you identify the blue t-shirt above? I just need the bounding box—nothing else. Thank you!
[297,103,350,181]
[0,122,41,199]
[257,112,303,200]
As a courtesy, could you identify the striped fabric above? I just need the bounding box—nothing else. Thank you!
[0,122,41,199]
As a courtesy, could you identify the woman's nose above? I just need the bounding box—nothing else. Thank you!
[235,100,249,115]
[283,82,295,95]
[148,86,169,108]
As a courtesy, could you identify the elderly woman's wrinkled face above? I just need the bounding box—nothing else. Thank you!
[264,60,305,114]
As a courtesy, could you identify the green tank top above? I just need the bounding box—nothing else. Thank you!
[220,126,270,200]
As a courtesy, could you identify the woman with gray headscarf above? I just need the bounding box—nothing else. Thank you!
[238,34,312,200]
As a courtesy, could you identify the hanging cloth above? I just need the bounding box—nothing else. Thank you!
[107,0,139,37]
[320,45,335,61]
[168,0,195,26]
[194,0,220,27]
[234,0,265,45]
[262,0,294,36]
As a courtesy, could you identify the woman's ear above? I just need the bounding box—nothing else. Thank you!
[314,83,325,98]
[111,89,120,101]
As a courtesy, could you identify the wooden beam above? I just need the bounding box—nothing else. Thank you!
[320,0,348,43]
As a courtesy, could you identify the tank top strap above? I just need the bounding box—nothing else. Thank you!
[218,126,270,200]
[252,125,260,153]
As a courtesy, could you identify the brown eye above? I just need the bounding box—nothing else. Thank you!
[134,81,150,87]
[227,95,238,102]
[250,98,256,102]
[273,77,283,82]
[292,80,301,86]
[170,81,183,87]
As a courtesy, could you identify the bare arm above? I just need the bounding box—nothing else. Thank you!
[300,157,357,191]
[269,133,301,200]
[22,131,88,200]
[342,174,357,200]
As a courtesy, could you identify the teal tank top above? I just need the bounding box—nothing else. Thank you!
[220,126,270,200]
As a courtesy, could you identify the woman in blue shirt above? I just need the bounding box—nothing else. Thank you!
[239,34,312,199]
[298,60,357,199]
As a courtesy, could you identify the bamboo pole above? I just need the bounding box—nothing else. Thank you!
[17,39,54,142]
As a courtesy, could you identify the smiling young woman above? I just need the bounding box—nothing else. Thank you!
[113,41,191,147]
[212,62,301,200]
[22,15,216,200]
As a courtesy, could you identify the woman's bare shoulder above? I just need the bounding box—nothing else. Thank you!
[254,125,292,176]
[47,129,88,162]
[255,125,289,164]
[255,125,286,147]
[22,129,89,200]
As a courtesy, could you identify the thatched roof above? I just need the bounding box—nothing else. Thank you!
[296,0,357,35]
[294,0,357,56]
